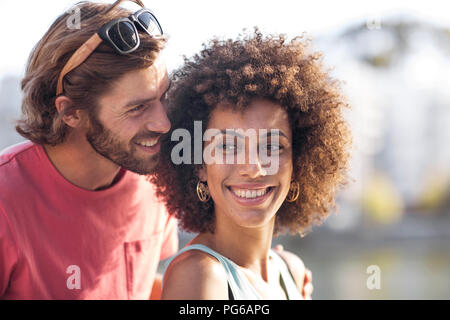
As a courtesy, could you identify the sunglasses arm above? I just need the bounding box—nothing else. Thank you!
[56,33,103,96]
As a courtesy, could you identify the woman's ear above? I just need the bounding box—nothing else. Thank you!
[55,96,86,128]
[197,165,207,182]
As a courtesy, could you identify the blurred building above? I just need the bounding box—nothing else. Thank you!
[313,15,450,229]
[0,75,23,150]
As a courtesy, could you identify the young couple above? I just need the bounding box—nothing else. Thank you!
[0,0,350,300]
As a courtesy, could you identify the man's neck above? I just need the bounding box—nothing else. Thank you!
[43,133,122,191]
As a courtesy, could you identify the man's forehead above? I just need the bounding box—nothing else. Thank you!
[98,58,169,110]
[115,55,167,86]
[136,55,168,84]
[150,55,168,77]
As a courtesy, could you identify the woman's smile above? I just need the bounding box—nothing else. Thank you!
[226,184,276,206]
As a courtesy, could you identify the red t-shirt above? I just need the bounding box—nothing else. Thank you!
[0,141,178,299]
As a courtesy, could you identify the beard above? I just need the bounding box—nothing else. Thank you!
[86,113,161,175]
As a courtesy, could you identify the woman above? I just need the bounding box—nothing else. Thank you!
[151,29,351,299]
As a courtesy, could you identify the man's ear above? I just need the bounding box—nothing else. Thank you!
[55,96,86,128]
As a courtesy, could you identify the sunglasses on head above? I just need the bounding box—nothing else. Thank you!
[99,8,163,54]
[56,0,163,96]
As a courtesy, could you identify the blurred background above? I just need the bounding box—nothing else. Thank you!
[1,0,449,299]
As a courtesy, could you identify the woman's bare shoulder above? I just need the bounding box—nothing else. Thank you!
[161,249,229,300]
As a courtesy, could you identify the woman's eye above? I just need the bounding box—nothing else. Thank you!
[217,144,235,151]
[263,144,282,152]
[216,141,239,152]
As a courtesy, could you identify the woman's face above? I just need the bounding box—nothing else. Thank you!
[199,99,293,229]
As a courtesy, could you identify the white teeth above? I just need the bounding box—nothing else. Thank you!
[231,187,269,199]
[137,139,158,147]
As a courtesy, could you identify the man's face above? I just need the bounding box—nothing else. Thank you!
[86,56,171,175]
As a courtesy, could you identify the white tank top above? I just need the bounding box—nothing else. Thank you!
[163,244,302,300]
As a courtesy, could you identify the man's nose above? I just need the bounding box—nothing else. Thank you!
[144,101,171,134]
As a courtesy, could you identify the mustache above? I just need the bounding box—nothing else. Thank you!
[131,131,163,142]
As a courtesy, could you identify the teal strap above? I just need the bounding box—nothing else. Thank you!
[163,244,260,300]
[269,250,303,300]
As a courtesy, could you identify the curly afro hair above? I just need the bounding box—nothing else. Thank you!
[150,29,352,236]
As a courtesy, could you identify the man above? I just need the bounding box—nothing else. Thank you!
[0,0,312,300]
[0,0,176,299]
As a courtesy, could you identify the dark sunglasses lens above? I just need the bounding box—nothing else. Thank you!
[108,21,138,52]
[137,12,163,36]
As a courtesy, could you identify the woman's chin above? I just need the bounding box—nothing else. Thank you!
[225,195,277,228]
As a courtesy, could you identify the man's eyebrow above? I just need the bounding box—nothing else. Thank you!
[124,97,156,108]
[123,80,172,108]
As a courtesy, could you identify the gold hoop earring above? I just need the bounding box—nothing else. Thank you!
[286,181,300,203]
[196,181,210,203]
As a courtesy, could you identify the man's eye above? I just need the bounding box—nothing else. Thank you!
[129,105,145,113]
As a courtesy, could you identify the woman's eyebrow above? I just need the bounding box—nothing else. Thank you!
[218,129,243,138]
[217,129,288,139]
[265,130,288,139]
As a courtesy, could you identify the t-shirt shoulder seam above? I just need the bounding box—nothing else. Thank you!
[0,143,37,169]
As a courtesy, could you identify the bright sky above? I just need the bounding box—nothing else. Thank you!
[0,0,449,76]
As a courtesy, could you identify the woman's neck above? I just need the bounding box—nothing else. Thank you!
[193,213,276,282]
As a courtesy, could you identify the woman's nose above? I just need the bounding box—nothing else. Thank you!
[238,149,267,178]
